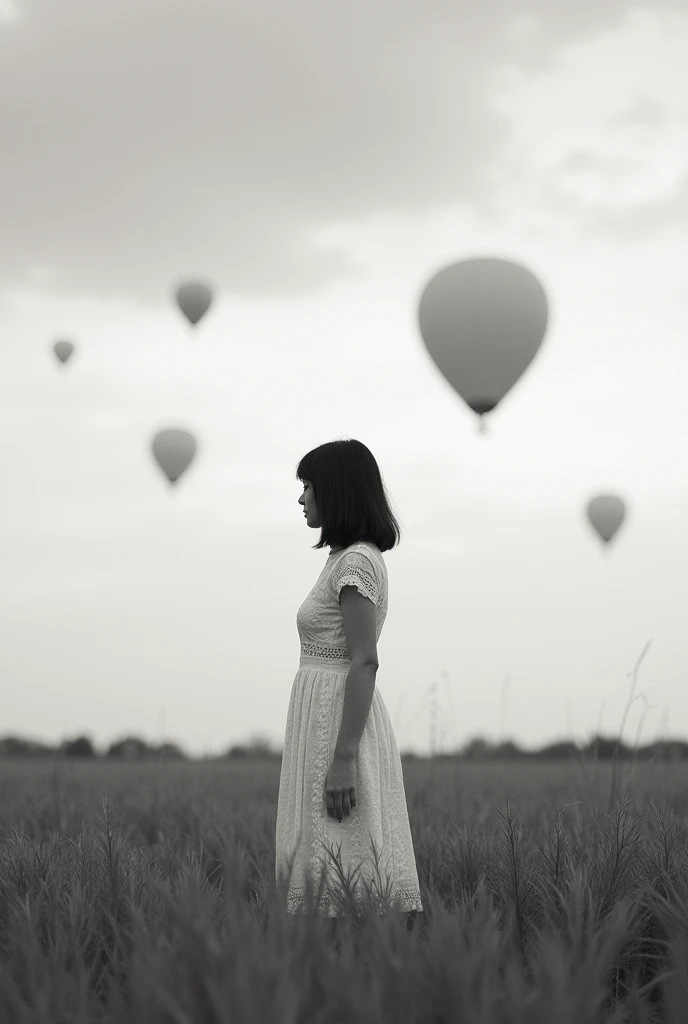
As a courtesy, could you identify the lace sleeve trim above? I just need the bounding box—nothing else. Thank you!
[333,560,378,606]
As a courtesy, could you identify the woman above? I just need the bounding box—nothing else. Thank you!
[275,438,423,922]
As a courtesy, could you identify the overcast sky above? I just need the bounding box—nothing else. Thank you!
[2,1,687,757]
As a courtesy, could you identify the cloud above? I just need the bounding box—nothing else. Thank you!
[488,7,688,223]
[606,95,667,128]
[0,0,508,302]
[1,0,678,302]
[0,0,22,25]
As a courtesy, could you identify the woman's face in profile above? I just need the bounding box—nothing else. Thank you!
[299,480,317,526]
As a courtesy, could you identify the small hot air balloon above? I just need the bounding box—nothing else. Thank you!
[53,340,74,365]
[175,281,213,326]
[586,494,627,546]
[152,428,197,485]
[418,257,549,432]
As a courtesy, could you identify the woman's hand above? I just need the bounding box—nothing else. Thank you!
[324,753,357,822]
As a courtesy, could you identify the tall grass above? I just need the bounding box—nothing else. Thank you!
[1,645,687,1022]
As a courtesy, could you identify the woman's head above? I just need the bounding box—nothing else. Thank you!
[296,438,402,553]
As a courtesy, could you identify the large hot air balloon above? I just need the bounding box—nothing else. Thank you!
[586,494,627,546]
[175,281,213,326]
[152,429,197,485]
[418,257,549,432]
[53,340,74,365]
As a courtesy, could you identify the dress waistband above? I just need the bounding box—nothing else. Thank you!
[299,642,352,671]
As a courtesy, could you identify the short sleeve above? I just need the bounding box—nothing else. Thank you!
[332,550,379,606]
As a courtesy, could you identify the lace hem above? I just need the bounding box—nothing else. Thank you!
[284,884,423,917]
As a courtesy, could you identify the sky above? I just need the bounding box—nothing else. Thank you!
[1,0,687,758]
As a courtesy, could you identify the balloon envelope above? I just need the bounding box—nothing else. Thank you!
[53,340,74,364]
[175,281,213,325]
[152,429,197,484]
[586,494,626,545]
[418,257,548,423]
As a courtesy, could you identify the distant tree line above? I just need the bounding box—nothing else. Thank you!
[0,733,277,760]
[1,733,687,762]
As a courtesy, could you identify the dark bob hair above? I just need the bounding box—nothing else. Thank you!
[295,438,402,553]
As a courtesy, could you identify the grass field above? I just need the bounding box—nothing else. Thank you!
[2,743,688,1023]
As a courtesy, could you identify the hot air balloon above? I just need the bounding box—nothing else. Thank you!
[418,257,549,432]
[152,429,197,485]
[586,494,627,546]
[53,340,74,365]
[175,281,213,326]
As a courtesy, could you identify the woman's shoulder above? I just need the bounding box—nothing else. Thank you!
[344,541,386,574]
[341,539,383,554]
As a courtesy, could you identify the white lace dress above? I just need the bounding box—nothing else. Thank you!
[275,541,423,917]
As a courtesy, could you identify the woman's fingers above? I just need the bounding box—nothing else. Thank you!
[326,788,357,821]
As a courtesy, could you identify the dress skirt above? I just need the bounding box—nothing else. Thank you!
[275,652,424,918]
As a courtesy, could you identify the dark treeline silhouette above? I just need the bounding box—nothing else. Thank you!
[1,733,687,763]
